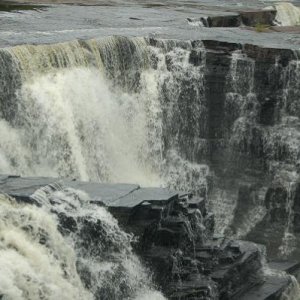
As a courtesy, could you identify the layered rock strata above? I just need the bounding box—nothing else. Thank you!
[0,175,298,299]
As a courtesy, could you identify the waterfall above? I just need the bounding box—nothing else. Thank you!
[0,36,212,299]
[145,40,208,193]
[32,185,165,300]
[279,181,297,258]
[0,188,166,300]
[283,59,300,118]
[16,67,162,185]
[208,50,262,236]
[0,36,216,297]
[0,193,92,300]
[224,50,257,166]
[0,37,156,184]
[262,265,300,300]
[274,3,300,26]
[1,13,300,296]
[0,37,208,193]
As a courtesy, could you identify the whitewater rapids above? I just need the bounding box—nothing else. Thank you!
[0,188,166,300]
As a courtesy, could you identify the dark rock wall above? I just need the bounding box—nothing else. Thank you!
[145,38,300,260]
[181,40,300,260]
[0,50,21,122]
[121,193,267,300]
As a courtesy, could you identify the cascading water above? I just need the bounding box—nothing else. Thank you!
[278,181,297,258]
[226,86,268,238]
[0,193,92,300]
[208,50,266,236]
[0,37,208,192]
[145,40,208,193]
[2,31,300,299]
[0,187,166,300]
[0,37,209,299]
[0,38,155,184]
[274,3,300,26]
[283,58,300,118]
[32,185,165,300]
[210,48,300,260]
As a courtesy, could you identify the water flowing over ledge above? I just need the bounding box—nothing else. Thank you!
[0,185,166,300]
[0,175,299,299]
[1,34,300,299]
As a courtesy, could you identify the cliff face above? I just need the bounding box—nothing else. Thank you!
[170,39,300,260]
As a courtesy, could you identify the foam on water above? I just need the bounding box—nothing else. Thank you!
[275,3,300,26]
[0,193,93,300]
[32,185,166,300]
[0,185,166,299]
[0,37,208,192]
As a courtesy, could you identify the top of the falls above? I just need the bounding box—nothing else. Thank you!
[2,0,300,50]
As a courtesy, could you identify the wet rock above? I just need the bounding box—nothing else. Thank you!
[238,274,292,300]
[207,14,241,28]
[239,9,277,27]
[269,260,300,280]
[190,9,276,28]
[244,179,299,259]
[168,274,219,300]
[125,185,281,299]
[0,175,297,299]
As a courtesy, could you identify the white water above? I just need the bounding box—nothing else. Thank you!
[32,185,166,300]
[0,38,160,185]
[0,28,300,300]
[0,187,166,300]
[0,37,211,299]
[0,193,92,300]
[0,37,208,194]
[17,67,161,185]
[262,266,300,300]
[274,3,300,26]
[1,29,300,300]
[0,38,209,299]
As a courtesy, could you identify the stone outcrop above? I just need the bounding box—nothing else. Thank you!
[0,175,298,299]
[239,9,277,27]
[173,39,300,261]
[188,9,277,28]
